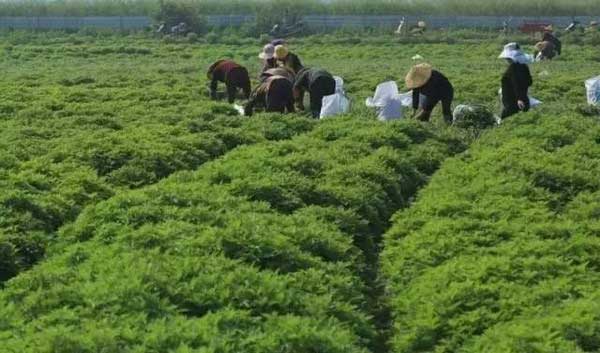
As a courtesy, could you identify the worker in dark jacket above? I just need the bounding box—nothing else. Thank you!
[534,41,556,61]
[274,45,304,75]
[207,59,251,104]
[498,43,533,119]
[542,26,561,55]
[405,63,454,123]
[293,67,336,118]
[259,44,277,73]
[244,75,295,116]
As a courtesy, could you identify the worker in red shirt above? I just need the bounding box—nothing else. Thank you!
[207,60,251,103]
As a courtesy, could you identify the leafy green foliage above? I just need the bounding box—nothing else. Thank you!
[0,116,463,351]
[2,32,600,351]
[0,34,319,281]
[382,113,600,353]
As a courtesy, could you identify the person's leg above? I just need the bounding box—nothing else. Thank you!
[441,95,453,124]
[226,67,251,103]
[240,68,251,99]
[309,77,335,118]
[266,79,290,113]
[209,79,219,100]
[415,96,438,122]
[226,83,237,104]
[309,93,322,118]
[501,103,519,120]
[414,109,432,121]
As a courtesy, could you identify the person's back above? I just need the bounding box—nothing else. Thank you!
[543,32,561,55]
[413,70,453,101]
[535,41,556,60]
[294,68,336,118]
[207,60,251,103]
[245,75,294,116]
[261,67,295,82]
[501,62,532,116]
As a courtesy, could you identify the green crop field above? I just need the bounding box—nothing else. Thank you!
[1,29,599,352]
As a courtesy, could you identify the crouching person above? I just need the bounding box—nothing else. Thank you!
[498,43,533,119]
[534,41,557,61]
[207,60,251,103]
[244,75,295,116]
[293,68,336,119]
[405,63,454,123]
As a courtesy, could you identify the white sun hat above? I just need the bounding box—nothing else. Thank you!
[499,42,533,64]
[258,44,275,60]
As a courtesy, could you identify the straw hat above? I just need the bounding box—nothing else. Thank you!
[417,21,427,28]
[534,41,545,51]
[405,63,433,89]
[590,21,599,27]
[259,44,275,60]
[274,45,289,60]
[543,25,553,32]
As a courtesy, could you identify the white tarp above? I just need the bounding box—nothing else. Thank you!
[366,81,426,121]
[585,76,600,106]
[320,76,350,118]
[366,81,404,121]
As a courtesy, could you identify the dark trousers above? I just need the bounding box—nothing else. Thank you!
[421,89,454,122]
[225,67,251,104]
[309,76,336,118]
[266,79,295,113]
[501,100,529,120]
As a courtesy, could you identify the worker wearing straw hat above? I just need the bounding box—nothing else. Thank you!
[534,41,556,61]
[259,44,277,73]
[542,25,561,55]
[405,63,454,123]
[498,43,533,119]
[274,45,304,75]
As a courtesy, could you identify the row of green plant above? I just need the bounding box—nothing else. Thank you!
[382,112,600,352]
[3,26,599,48]
[0,34,323,283]
[1,0,600,17]
[2,33,599,284]
[0,116,466,352]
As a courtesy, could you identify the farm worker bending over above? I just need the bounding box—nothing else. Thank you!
[259,44,278,73]
[207,59,251,104]
[405,63,454,123]
[542,26,561,55]
[274,45,304,75]
[260,67,296,82]
[498,43,533,120]
[534,41,556,61]
[293,67,336,118]
[244,75,295,116]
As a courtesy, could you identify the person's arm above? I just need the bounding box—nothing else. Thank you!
[293,70,308,110]
[412,88,420,111]
[511,65,530,108]
[292,54,303,74]
[244,87,261,117]
[210,75,219,100]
